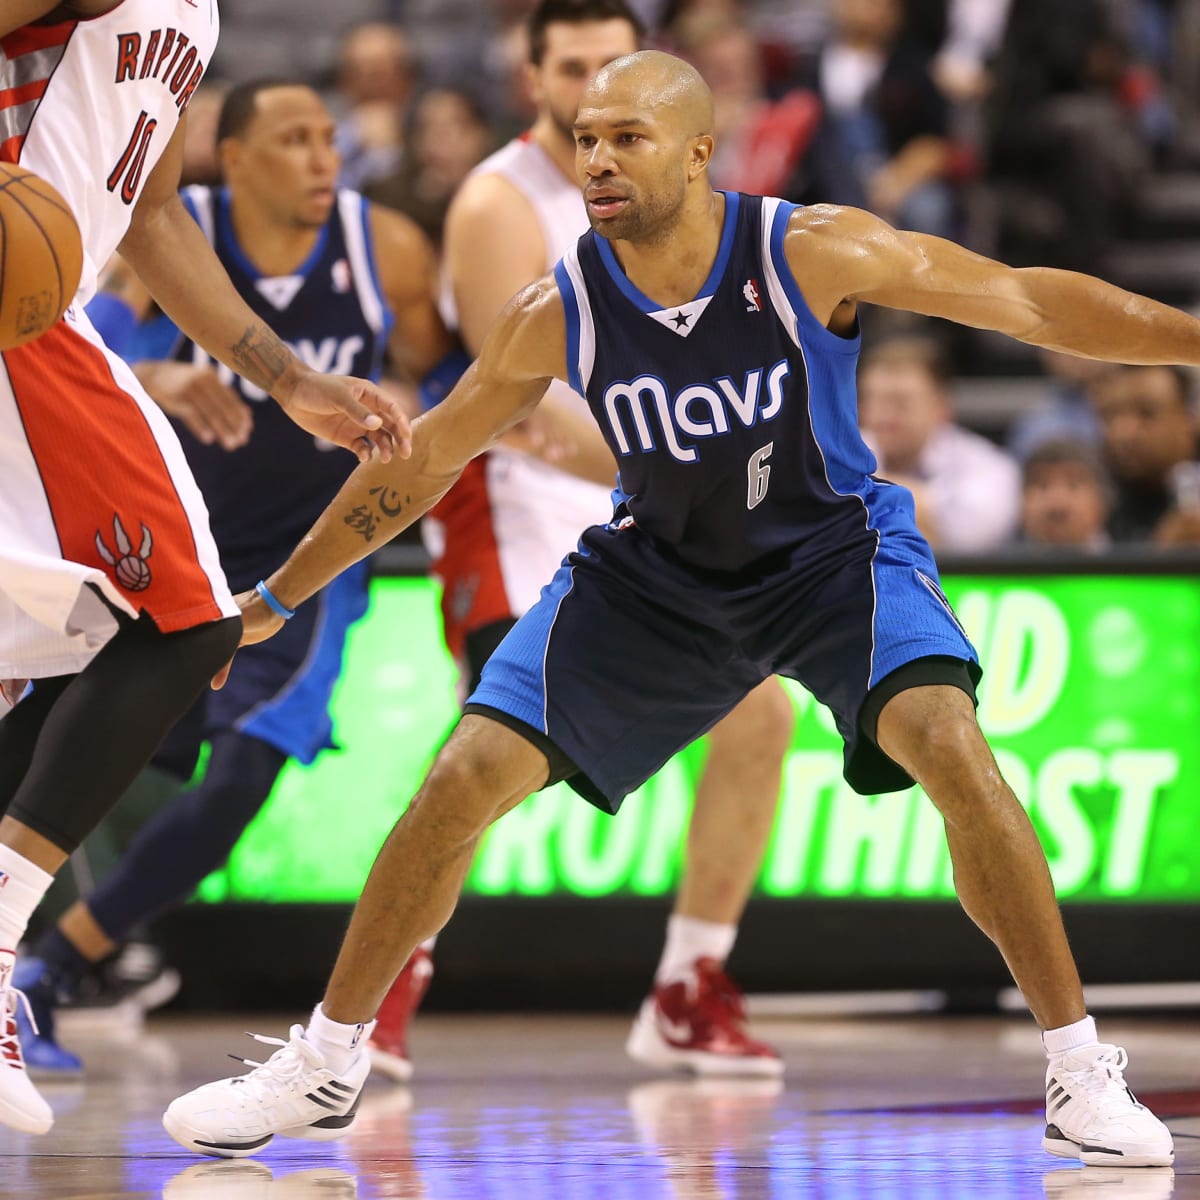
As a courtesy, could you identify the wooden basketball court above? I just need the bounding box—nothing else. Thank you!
[1,1012,1196,1198]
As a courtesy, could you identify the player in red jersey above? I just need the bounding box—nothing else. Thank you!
[0,0,408,1136]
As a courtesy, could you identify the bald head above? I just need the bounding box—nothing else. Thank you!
[584,50,714,139]
[574,49,717,243]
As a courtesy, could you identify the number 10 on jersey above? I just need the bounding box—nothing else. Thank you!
[107,110,159,206]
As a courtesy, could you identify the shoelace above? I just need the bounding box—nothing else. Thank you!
[226,1024,325,1107]
[0,987,40,1066]
[1058,1045,1140,1117]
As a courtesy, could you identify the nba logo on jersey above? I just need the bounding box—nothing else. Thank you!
[332,260,352,294]
[743,279,762,312]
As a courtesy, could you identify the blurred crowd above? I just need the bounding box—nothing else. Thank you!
[192,0,1200,556]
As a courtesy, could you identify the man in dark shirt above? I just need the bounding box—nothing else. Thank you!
[1093,364,1200,544]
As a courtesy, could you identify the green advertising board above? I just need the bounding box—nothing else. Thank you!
[197,571,1200,906]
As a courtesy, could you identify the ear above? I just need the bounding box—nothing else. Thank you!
[688,134,714,180]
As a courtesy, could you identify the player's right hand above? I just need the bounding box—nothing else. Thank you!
[139,361,253,451]
[211,589,286,689]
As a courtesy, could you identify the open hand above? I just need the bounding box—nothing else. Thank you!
[138,361,252,450]
[278,372,412,463]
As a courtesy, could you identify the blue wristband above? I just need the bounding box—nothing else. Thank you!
[255,580,295,620]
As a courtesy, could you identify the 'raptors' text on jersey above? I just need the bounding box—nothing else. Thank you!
[0,2,219,304]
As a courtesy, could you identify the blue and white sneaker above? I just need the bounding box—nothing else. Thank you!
[12,958,82,1076]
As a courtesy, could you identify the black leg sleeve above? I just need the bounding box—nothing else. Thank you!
[6,613,241,854]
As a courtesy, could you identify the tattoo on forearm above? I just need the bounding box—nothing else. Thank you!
[230,325,293,390]
[344,486,411,543]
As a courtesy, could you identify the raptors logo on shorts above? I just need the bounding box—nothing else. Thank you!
[95,515,154,593]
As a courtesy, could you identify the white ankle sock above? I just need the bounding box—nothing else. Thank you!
[306,1003,376,1075]
[0,843,54,958]
[1043,1014,1098,1057]
[655,915,737,984]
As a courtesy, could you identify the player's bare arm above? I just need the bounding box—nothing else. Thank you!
[0,0,118,34]
[446,169,618,485]
[118,118,411,462]
[235,277,567,650]
[368,204,453,380]
[786,205,1200,363]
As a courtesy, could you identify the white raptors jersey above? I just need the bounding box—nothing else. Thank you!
[431,135,616,630]
[0,1,219,305]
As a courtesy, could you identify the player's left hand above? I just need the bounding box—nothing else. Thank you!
[211,589,287,690]
[277,372,413,463]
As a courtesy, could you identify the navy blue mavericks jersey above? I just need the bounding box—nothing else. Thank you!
[161,185,393,590]
[554,191,911,575]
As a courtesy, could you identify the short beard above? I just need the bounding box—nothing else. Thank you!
[589,182,684,245]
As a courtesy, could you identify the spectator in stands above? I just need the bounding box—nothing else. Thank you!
[366,87,495,247]
[1093,364,1200,545]
[858,336,1021,552]
[334,22,416,190]
[983,0,1147,273]
[1018,440,1112,550]
[681,14,822,197]
[801,0,958,236]
[1007,349,1108,462]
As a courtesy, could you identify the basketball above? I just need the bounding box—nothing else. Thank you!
[0,163,84,351]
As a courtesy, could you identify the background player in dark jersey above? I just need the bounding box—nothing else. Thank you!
[14,79,450,1072]
[167,52,1193,1168]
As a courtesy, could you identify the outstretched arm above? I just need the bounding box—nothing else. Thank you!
[786,205,1200,364]
[239,276,568,643]
[119,118,409,461]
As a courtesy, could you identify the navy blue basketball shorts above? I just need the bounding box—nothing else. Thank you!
[152,562,370,777]
[466,523,980,813]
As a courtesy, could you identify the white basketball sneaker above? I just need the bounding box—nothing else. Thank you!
[1043,1043,1174,1167]
[0,961,54,1135]
[163,1024,370,1159]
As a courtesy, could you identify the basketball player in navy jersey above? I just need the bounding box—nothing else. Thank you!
[14,79,450,1072]
[368,0,792,1084]
[168,53,1188,1167]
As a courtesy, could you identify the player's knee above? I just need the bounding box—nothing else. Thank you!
[751,680,796,759]
[410,746,515,843]
[901,716,999,812]
[711,680,794,763]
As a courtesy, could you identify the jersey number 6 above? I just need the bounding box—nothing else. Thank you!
[747,442,773,510]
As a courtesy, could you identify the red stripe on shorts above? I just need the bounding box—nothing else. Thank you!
[3,322,223,632]
[431,455,513,658]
